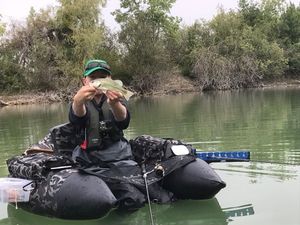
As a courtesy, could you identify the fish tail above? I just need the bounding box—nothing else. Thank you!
[123,90,134,101]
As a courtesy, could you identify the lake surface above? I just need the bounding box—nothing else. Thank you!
[0,88,299,225]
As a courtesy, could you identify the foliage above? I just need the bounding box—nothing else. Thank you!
[0,0,299,95]
[0,0,108,92]
[239,0,285,39]
[113,0,180,93]
[178,6,287,90]
[0,15,5,36]
[285,42,300,75]
[0,45,25,92]
[55,0,106,80]
[192,47,262,90]
[278,3,300,45]
[174,21,212,76]
[176,0,294,90]
[18,8,60,89]
[277,3,300,75]
[240,28,287,78]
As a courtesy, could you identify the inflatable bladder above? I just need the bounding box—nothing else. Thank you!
[22,169,116,220]
[162,159,226,199]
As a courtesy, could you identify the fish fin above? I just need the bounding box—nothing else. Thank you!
[114,80,123,87]
[123,90,134,101]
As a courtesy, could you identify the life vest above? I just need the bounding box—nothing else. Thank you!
[83,100,124,150]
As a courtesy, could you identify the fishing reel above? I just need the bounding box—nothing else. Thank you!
[98,120,113,138]
[154,164,165,177]
[141,163,165,177]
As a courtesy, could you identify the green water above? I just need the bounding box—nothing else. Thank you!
[0,88,299,225]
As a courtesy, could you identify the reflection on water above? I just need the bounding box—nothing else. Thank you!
[0,103,68,158]
[0,200,256,225]
[214,162,299,181]
[213,163,300,225]
[223,204,254,219]
[0,199,229,225]
[0,88,300,225]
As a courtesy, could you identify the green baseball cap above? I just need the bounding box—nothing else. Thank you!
[83,59,112,77]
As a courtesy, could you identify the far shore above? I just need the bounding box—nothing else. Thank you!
[1,79,300,107]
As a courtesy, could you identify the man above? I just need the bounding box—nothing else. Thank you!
[69,59,132,163]
[68,60,146,211]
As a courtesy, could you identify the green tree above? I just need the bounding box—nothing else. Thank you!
[93,28,128,81]
[2,7,65,90]
[181,6,288,90]
[0,1,109,92]
[0,45,25,92]
[240,27,287,78]
[278,3,300,75]
[23,8,59,89]
[239,0,285,40]
[55,0,107,80]
[259,0,285,36]
[175,21,212,76]
[278,3,300,45]
[0,15,5,36]
[238,0,261,27]
[285,42,300,76]
[113,0,180,93]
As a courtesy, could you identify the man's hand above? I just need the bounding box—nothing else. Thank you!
[72,85,97,117]
[106,90,127,121]
[106,90,122,106]
[74,85,97,105]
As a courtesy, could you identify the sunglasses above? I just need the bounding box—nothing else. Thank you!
[85,61,111,71]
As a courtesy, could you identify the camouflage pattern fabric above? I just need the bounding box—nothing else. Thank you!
[26,123,83,155]
[50,123,84,156]
[32,133,54,150]
[129,135,193,164]
[26,169,75,214]
[6,153,75,180]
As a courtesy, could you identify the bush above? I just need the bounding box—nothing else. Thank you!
[192,47,261,90]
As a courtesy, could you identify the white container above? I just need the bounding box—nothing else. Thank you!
[0,178,33,203]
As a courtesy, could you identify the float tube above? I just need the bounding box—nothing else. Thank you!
[5,124,227,220]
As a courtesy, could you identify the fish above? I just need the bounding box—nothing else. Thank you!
[89,78,134,101]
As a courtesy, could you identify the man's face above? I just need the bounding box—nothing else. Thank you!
[86,70,109,81]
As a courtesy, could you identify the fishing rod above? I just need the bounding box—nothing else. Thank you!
[141,164,156,225]
[195,150,298,165]
[195,151,250,163]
